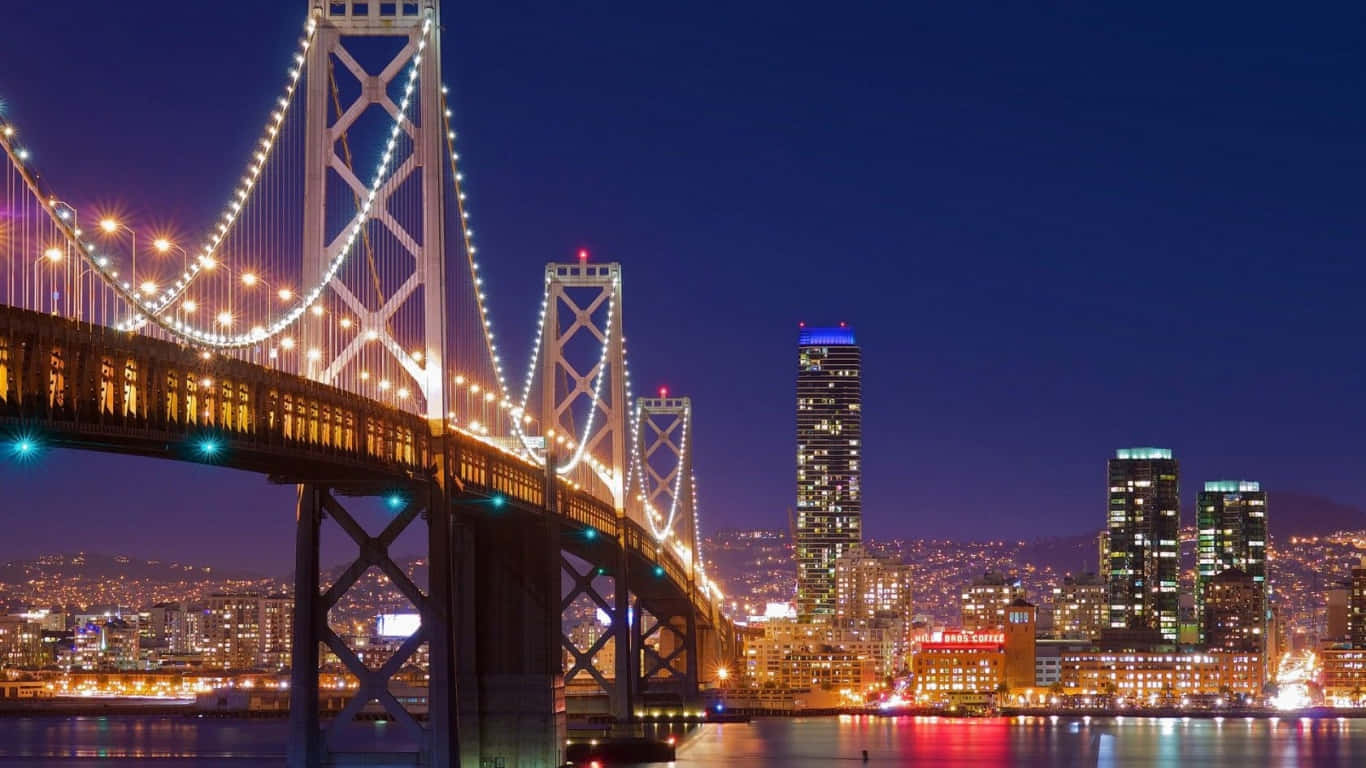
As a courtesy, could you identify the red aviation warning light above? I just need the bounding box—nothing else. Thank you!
[659,386,669,398]
[578,248,589,263]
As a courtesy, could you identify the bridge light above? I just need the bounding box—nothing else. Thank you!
[379,380,392,391]
[365,329,379,341]
[43,247,63,263]
[153,238,172,253]
[182,299,197,313]
[197,439,220,457]
[397,387,410,399]
[280,337,295,350]
[11,438,37,458]
[140,281,158,295]
[99,218,119,233]
[241,273,259,287]
[306,348,322,362]
[277,288,294,301]
[216,310,233,327]
[654,565,665,577]
[578,248,589,262]
[585,527,597,540]
[490,494,506,508]
[310,304,324,317]
[339,317,353,329]
[360,371,371,381]
[386,494,404,510]
[411,350,423,362]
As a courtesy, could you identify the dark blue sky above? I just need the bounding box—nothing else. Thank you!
[2,1,1365,572]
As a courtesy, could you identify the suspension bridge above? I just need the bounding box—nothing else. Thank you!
[0,2,736,766]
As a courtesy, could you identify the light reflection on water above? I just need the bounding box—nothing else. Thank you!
[676,714,1366,767]
[0,716,418,766]
[5,714,1366,767]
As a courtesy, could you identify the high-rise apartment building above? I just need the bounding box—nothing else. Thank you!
[1106,447,1180,642]
[834,545,913,622]
[795,324,862,621]
[1196,481,1268,641]
[1051,573,1108,640]
[961,570,1026,631]
[205,594,293,671]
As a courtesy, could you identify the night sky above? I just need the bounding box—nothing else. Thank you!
[2,2,1365,574]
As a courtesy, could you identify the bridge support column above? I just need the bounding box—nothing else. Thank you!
[288,485,323,768]
[460,504,567,768]
[426,480,457,766]
[611,548,636,723]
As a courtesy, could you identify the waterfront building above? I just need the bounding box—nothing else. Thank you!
[795,324,862,621]
[1003,600,1037,691]
[742,616,879,694]
[1097,531,1110,580]
[961,570,1026,631]
[1321,648,1366,705]
[1106,447,1180,642]
[910,623,1036,704]
[1196,481,1268,641]
[1059,650,1262,701]
[1051,573,1107,640]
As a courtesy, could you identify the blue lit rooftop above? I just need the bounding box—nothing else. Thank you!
[1204,480,1260,493]
[1115,447,1172,460]
[798,325,856,346]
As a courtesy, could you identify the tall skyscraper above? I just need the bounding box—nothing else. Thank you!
[1196,480,1268,642]
[1106,447,1180,642]
[795,324,862,621]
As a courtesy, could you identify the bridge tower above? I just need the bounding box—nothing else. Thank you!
[630,396,702,701]
[539,261,627,510]
[301,0,448,426]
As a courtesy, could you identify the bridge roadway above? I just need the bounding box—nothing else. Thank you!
[0,305,732,767]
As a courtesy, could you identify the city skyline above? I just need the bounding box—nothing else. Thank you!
[4,1,1366,569]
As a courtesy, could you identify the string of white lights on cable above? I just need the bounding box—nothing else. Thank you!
[2,14,433,350]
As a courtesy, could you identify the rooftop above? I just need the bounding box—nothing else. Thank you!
[798,325,856,346]
[1115,447,1172,460]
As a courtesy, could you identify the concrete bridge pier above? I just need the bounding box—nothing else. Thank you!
[456,503,567,768]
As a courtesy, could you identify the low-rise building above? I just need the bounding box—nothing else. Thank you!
[1059,651,1262,702]
[1321,648,1366,706]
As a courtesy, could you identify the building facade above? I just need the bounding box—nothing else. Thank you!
[961,570,1026,631]
[1196,481,1267,641]
[1202,568,1264,653]
[204,594,292,671]
[834,545,912,622]
[1351,559,1366,649]
[1106,447,1180,642]
[1059,651,1262,701]
[1052,573,1108,640]
[795,325,862,621]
